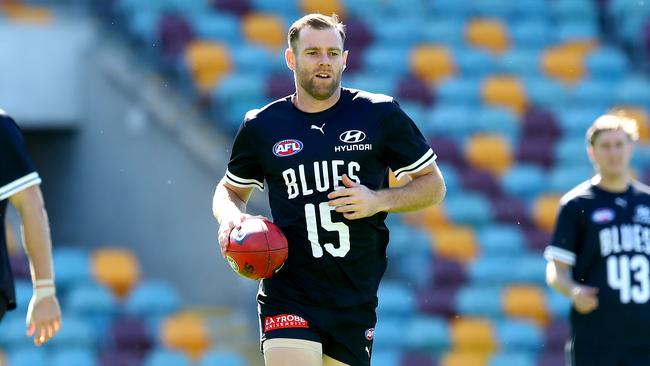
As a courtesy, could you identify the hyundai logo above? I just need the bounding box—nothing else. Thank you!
[339,130,366,143]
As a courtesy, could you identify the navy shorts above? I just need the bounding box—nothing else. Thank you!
[567,337,650,366]
[258,297,377,366]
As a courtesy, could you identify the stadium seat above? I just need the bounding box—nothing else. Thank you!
[455,286,503,317]
[541,45,588,84]
[502,164,548,200]
[586,47,629,82]
[184,40,232,93]
[459,169,502,197]
[498,49,541,78]
[544,319,570,352]
[495,321,543,352]
[449,317,497,353]
[12,278,33,315]
[570,79,613,109]
[50,247,92,291]
[249,0,299,17]
[418,286,457,317]
[464,134,514,175]
[213,0,251,16]
[241,12,285,50]
[454,48,496,77]
[532,194,562,232]
[377,280,416,316]
[467,257,514,286]
[546,289,572,319]
[419,18,465,46]
[431,257,467,288]
[125,281,182,332]
[502,285,548,325]
[344,17,374,52]
[404,314,449,350]
[473,106,520,141]
[370,16,423,46]
[469,0,514,18]
[435,78,481,110]
[0,2,53,24]
[51,348,98,366]
[481,76,527,115]
[516,136,556,168]
[212,73,267,106]
[7,346,48,366]
[0,313,33,348]
[523,77,568,111]
[490,195,533,227]
[512,0,551,20]
[410,45,456,86]
[91,247,140,298]
[444,193,494,226]
[198,349,246,366]
[45,315,95,349]
[402,204,450,232]
[477,225,526,256]
[552,0,597,22]
[66,283,118,336]
[99,350,141,366]
[363,43,410,76]
[614,76,650,108]
[553,136,591,169]
[556,107,603,138]
[299,0,345,17]
[144,348,192,366]
[190,12,239,44]
[510,19,554,49]
[556,21,598,44]
[373,317,409,349]
[400,353,437,366]
[160,313,211,359]
[465,19,509,54]
[110,316,154,356]
[372,350,401,366]
[397,76,435,106]
[425,105,476,138]
[159,12,194,62]
[489,352,535,366]
[441,351,488,366]
[265,72,294,99]
[522,226,551,252]
[426,0,469,17]
[521,108,561,140]
[432,225,478,263]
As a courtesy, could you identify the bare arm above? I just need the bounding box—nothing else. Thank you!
[546,259,599,314]
[327,163,446,220]
[212,178,254,256]
[8,185,61,345]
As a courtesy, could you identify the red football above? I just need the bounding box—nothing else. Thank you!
[225,217,288,280]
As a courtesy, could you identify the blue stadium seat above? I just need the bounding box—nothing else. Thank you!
[454,48,496,77]
[46,315,96,349]
[474,106,520,141]
[586,47,629,83]
[436,77,482,107]
[489,352,536,366]
[368,16,423,46]
[510,20,554,49]
[53,247,93,293]
[14,279,33,314]
[523,77,569,111]
[557,107,605,138]
[198,349,246,366]
[468,256,515,286]
[444,193,493,227]
[435,163,461,197]
[372,350,401,366]
[144,349,191,366]
[495,320,543,351]
[512,0,551,21]
[553,137,591,168]
[501,164,548,200]
[374,316,409,350]
[404,314,449,350]
[498,49,541,78]
[164,0,208,14]
[614,76,650,109]
[470,0,515,18]
[398,102,426,130]
[377,281,416,317]
[557,21,598,43]
[127,11,161,44]
[362,44,410,76]
[345,73,398,97]
[419,18,465,46]
[66,283,117,336]
[51,347,98,366]
[249,0,298,18]
[8,346,48,366]
[0,314,32,348]
[221,97,270,131]
[426,0,469,17]
[342,0,381,18]
[512,255,547,284]
[229,45,277,74]
[190,12,240,44]
[212,73,267,105]
[124,281,182,333]
[477,225,526,256]
[548,164,593,194]
[455,285,503,317]
[387,223,431,257]
[425,105,477,138]
[118,0,167,13]
[546,289,572,318]
[552,0,597,22]
[570,79,615,109]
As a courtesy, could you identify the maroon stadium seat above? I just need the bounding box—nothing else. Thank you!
[159,13,194,62]
[212,0,251,17]
[427,137,466,169]
[99,350,141,366]
[458,168,502,197]
[523,226,552,252]
[417,286,457,318]
[401,352,438,366]
[110,316,153,357]
[432,257,467,289]
[517,137,556,169]
[397,75,435,106]
[522,108,561,140]
[265,72,295,100]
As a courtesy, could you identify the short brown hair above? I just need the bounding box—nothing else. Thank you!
[586,110,640,146]
[287,13,346,52]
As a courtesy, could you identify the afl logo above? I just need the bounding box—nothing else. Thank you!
[340,130,366,143]
[364,328,374,340]
[273,139,303,157]
[592,208,615,224]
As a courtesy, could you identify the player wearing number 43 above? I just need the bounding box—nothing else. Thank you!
[545,112,650,366]
[212,13,445,366]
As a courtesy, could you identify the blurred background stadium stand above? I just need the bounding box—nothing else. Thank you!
[1,0,650,365]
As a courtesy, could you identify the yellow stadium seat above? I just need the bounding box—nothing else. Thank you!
[0,3,53,24]
[465,19,509,54]
[612,106,650,142]
[91,248,140,298]
[441,351,489,366]
[402,205,449,230]
[300,0,346,17]
[185,41,231,94]
[410,45,455,85]
[542,43,597,85]
[481,76,527,115]
[465,134,513,176]
[503,285,549,326]
[450,317,497,353]
[533,194,562,232]
[432,225,478,263]
[242,13,285,50]
[161,311,211,360]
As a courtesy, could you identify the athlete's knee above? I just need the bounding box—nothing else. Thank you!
[263,338,322,366]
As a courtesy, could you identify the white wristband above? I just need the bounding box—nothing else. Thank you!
[33,279,56,301]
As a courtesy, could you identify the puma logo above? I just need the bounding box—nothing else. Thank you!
[310,123,325,134]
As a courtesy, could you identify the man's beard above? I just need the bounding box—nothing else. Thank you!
[296,66,341,101]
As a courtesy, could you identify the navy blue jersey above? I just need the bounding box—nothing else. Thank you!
[545,180,650,346]
[0,111,41,310]
[226,88,436,307]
